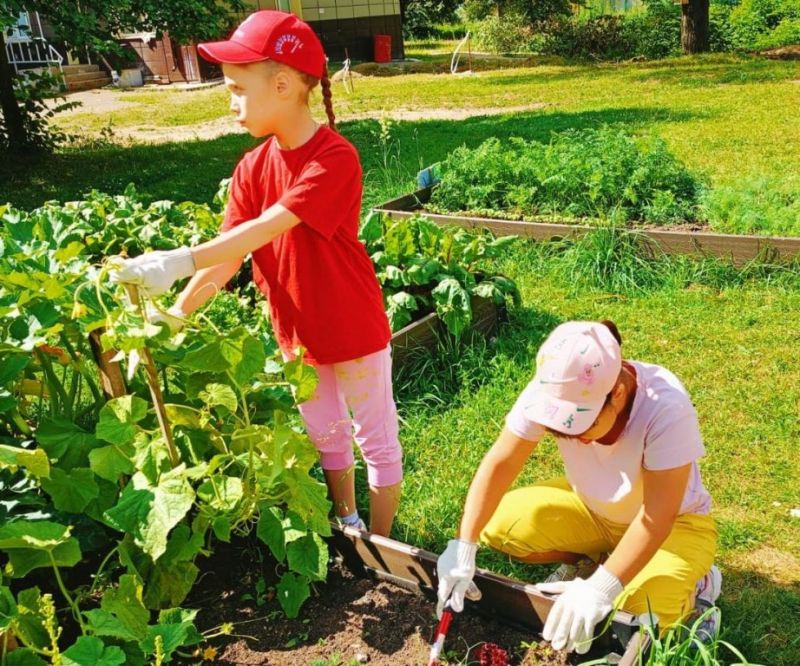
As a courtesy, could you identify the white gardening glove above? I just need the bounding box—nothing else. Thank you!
[436,539,482,618]
[109,247,195,296]
[146,303,186,334]
[537,565,623,654]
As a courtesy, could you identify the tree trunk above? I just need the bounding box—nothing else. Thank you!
[681,0,710,54]
[0,31,27,151]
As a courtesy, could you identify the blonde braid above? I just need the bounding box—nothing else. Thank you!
[320,64,337,132]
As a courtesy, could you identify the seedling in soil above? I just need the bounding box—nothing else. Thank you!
[286,619,312,648]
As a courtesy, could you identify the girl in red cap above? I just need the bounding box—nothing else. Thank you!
[110,10,402,536]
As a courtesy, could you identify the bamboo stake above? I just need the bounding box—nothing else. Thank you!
[88,330,127,399]
[124,285,179,468]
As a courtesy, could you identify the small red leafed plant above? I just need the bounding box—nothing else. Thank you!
[476,642,510,666]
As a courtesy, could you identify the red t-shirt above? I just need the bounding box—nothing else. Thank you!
[221,126,391,365]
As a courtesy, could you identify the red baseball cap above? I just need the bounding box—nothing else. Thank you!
[198,10,326,79]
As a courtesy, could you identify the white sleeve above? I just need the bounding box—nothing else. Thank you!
[505,383,547,442]
[643,403,705,471]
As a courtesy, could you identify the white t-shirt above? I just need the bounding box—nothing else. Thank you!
[506,360,712,524]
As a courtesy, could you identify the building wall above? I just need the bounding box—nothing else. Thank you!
[117,35,211,84]
[307,14,403,62]
[239,0,404,63]
[107,1,403,85]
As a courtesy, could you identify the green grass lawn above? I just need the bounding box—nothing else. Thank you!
[2,55,799,664]
[390,243,800,665]
[4,53,798,234]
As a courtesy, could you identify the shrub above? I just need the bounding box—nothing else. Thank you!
[709,3,737,51]
[540,15,633,59]
[404,0,462,38]
[727,0,800,49]
[476,0,682,60]
[465,0,799,59]
[622,0,682,59]
[755,16,800,48]
[463,0,572,24]
[471,13,543,53]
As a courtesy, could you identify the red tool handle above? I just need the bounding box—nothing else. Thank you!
[427,608,454,666]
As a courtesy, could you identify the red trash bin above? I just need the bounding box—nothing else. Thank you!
[373,34,392,63]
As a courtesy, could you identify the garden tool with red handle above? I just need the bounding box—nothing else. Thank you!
[427,602,454,666]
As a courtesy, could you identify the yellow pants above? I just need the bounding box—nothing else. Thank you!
[481,478,717,628]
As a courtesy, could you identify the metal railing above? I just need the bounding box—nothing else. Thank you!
[5,37,64,74]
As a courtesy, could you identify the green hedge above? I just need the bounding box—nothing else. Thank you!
[470,0,800,59]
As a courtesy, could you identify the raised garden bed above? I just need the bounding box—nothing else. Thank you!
[390,294,501,366]
[375,188,800,267]
[186,527,650,665]
[361,211,518,367]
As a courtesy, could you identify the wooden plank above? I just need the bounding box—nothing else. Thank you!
[390,312,440,366]
[389,296,500,366]
[471,292,502,338]
[88,330,127,399]
[378,188,431,212]
[375,190,800,266]
[328,524,649,663]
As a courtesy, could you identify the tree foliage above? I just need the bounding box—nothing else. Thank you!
[0,0,244,153]
[463,0,573,24]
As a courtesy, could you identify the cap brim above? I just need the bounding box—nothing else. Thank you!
[522,394,603,436]
[197,40,269,64]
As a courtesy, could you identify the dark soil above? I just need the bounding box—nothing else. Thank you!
[184,541,578,665]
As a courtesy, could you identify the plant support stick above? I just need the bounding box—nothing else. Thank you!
[125,285,180,467]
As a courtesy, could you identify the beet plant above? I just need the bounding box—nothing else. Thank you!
[360,212,520,336]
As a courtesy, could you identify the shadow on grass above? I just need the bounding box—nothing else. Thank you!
[392,303,560,418]
[719,564,800,666]
[0,133,259,210]
[626,59,800,87]
[3,105,700,211]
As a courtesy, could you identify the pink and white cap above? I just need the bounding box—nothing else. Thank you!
[523,322,622,434]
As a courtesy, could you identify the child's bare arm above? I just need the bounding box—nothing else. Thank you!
[175,258,244,315]
[108,204,300,297]
[192,204,301,270]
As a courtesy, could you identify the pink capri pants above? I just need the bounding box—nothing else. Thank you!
[294,345,403,488]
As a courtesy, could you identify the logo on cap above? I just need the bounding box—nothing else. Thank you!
[275,33,303,55]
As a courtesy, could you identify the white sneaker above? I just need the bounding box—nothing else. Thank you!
[693,565,722,642]
[542,557,598,584]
